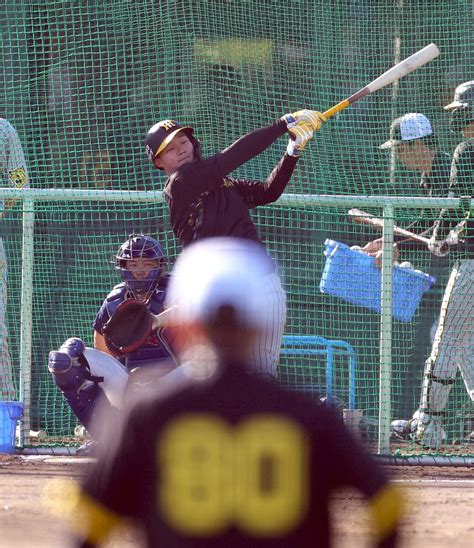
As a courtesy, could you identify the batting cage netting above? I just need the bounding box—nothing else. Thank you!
[0,0,473,461]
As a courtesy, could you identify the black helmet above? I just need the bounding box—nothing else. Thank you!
[145,119,197,168]
[444,81,474,132]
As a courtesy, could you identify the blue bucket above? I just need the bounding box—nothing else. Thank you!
[0,401,24,453]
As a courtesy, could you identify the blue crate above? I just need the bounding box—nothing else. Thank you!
[319,239,436,322]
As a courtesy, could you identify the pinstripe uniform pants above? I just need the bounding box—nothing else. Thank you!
[421,259,474,413]
[250,272,286,379]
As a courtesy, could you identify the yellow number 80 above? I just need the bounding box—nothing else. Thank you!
[158,414,309,537]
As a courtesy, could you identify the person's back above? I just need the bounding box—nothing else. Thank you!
[84,362,396,547]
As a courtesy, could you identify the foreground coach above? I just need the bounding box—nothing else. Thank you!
[72,237,403,547]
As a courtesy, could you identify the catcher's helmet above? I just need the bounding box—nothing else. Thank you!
[115,234,167,300]
[444,80,474,132]
[145,119,199,168]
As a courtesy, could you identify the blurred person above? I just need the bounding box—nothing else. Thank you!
[362,113,453,416]
[0,119,29,400]
[363,112,451,267]
[144,110,326,379]
[391,81,474,447]
[48,234,177,454]
[71,237,403,548]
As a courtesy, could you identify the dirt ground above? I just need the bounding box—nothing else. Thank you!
[0,454,473,548]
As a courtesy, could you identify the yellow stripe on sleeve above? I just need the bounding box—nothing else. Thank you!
[42,478,123,544]
[368,483,405,539]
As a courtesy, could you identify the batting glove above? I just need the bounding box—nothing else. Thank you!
[282,109,327,132]
[286,123,314,157]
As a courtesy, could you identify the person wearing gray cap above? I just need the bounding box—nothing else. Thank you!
[363,112,452,266]
[391,82,474,448]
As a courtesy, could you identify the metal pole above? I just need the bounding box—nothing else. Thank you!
[19,199,34,446]
[378,203,394,453]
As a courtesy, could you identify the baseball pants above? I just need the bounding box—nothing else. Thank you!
[420,259,474,414]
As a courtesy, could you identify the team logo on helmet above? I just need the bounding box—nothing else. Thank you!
[145,144,154,162]
[158,120,177,131]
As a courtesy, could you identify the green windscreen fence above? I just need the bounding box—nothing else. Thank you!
[0,0,473,458]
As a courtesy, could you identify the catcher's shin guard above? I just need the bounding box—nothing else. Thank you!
[48,338,110,433]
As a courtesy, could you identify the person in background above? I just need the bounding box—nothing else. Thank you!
[391,81,474,447]
[0,119,29,400]
[48,234,177,454]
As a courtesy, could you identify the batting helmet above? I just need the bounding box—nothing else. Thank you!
[444,80,474,132]
[115,234,167,300]
[145,119,199,168]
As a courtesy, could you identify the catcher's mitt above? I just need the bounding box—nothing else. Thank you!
[102,298,153,356]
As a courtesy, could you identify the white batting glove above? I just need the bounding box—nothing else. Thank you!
[282,109,326,132]
[286,123,314,157]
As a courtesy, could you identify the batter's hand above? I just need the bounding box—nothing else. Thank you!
[282,109,326,132]
[286,123,314,157]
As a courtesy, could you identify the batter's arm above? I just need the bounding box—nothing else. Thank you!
[215,120,288,176]
[233,154,299,207]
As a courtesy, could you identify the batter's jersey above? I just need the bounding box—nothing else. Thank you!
[93,277,171,367]
[77,364,397,547]
[163,120,297,250]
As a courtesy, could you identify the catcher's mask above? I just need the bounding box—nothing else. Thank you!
[115,234,167,301]
[444,80,474,133]
[145,119,201,169]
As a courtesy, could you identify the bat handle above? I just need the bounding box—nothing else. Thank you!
[323,99,350,119]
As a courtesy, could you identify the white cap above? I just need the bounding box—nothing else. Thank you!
[380,113,433,149]
[165,238,272,330]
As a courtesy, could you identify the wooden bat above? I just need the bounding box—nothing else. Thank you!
[348,208,431,245]
[323,43,440,119]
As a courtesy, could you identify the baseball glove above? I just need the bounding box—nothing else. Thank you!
[102,298,153,356]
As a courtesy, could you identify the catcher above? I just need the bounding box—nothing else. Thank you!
[48,234,177,454]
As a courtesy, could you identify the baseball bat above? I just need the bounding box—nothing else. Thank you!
[323,43,440,119]
[348,208,431,245]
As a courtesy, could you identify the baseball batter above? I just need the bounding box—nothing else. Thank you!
[72,237,403,548]
[392,81,474,447]
[0,119,29,400]
[144,111,325,378]
[48,235,177,453]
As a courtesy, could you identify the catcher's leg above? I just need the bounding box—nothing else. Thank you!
[250,273,286,379]
[392,261,474,447]
[83,348,129,409]
[48,338,114,437]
